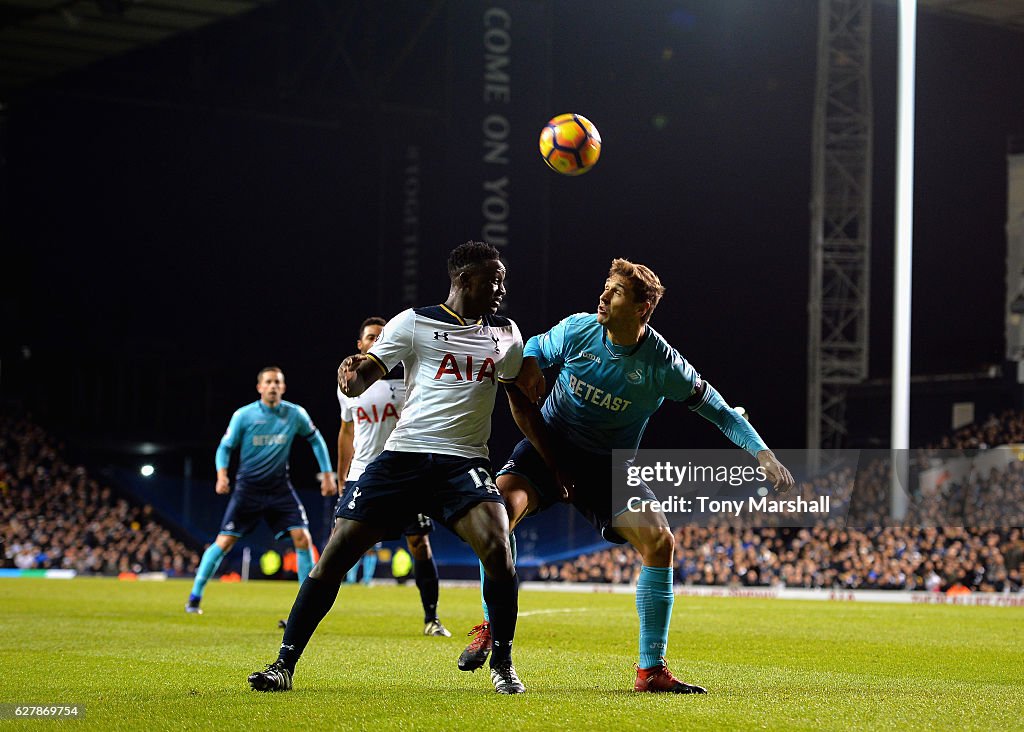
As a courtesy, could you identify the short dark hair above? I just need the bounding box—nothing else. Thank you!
[447,241,500,278]
[256,366,284,382]
[359,316,386,339]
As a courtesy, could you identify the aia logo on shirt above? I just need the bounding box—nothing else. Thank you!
[434,354,496,384]
[355,403,399,423]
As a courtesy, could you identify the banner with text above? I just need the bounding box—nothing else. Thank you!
[446,0,550,329]
[378,128,447,314]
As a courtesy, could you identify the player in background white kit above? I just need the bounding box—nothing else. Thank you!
[336,316,451,636]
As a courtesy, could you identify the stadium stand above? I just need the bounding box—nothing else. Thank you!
[929,408,1024,450]
[536,410,1024,592]
[0,415,200,576]
[538,524,1022,592]
[2,409,1022,592]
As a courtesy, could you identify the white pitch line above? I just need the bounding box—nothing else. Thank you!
[518,608,590,617]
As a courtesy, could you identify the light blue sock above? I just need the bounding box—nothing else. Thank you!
[190,543,226,599]
[362,552,378,585]
[478,559,489,621]
[480,532,516,623]
[296,547,313,585]
[345,561,359,584]
[636,565,674,669]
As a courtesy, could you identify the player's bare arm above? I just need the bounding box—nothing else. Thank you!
[215,468,230,495]
[514,356,546,404]
[338,354,385,397]
[337,420,355,482]
[319,471,338,497]
[757,450,795,493]
[505,384,575,500]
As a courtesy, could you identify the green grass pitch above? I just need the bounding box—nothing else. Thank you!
[2,577,1022,731]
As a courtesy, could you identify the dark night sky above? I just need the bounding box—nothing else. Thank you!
[3,0,1024,483]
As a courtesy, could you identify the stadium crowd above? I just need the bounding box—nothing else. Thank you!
[536,525,1023,592]
[537,409,1024,592]
[928,408,1024,450]
[3,407,1023,592]
[0,415,200,576]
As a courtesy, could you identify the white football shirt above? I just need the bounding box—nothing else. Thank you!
[366,305,524,459]
[337,377,406,482]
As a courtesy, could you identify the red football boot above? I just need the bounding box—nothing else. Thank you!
[634,661,708,694]
[457,621,492,672]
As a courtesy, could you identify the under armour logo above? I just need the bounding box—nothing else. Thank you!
[434,331,449,341]
[491,335,501,353]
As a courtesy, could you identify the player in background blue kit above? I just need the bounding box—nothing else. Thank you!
[458,258,795,694]
[186,366,338,615]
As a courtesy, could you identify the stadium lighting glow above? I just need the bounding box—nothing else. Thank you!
[140,464,155,477]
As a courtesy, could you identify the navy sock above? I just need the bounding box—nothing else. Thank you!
[277,575,341,673]
[479,532,515,623]
[483,572,518,667]
[414,557,440,622]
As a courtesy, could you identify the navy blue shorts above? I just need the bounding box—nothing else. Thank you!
[335,451,501,539]
[496,434,657,545]
[333,481,435,537]
[219,482,310,540]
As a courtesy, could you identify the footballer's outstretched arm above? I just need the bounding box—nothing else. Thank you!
[685,379,795,492]
[505,384,574,500]
[514,356,546,404]
[337,420,355,482]
[338,354,385,398]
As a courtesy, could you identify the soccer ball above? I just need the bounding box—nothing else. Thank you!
[538,113,602,175]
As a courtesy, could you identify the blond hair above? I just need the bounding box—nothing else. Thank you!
[609,258,665,322]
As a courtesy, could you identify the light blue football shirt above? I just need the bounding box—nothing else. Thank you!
[215,399,333,490]
[525,313,767,457]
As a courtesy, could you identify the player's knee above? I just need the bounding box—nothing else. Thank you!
[309,530,347,579]
[309,544,347,583]
[477,533,514,579]
[496,476,534,527]
[504,491,530,527]
[292,531,310,550]
[639,528,674,564]
[406,534,429,560]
